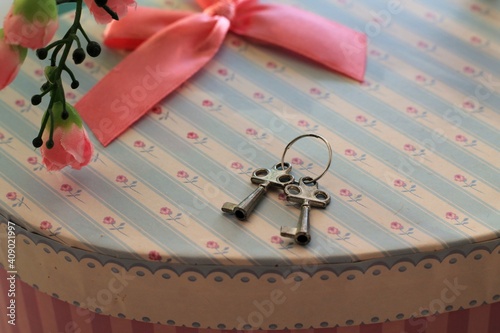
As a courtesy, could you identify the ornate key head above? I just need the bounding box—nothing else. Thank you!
[284,177,330,208]
[250,162,295,188]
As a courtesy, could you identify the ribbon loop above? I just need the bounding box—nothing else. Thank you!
[203,0,236,20]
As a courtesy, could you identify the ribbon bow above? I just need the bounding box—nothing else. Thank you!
[76,0,367,146]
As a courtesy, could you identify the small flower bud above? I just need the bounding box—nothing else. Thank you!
[46,139,54,149]
[31,94,42,105]
[71,80,80,89]
[86,41,101,57]
[72,48,86,64]
[36,48,48,60]
[62,107,69,120]
[32,137,43,148]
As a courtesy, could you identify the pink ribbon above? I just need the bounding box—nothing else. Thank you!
[76,0,367,146]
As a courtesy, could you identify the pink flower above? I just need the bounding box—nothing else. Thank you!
[355,115,367,123]
[6,192,17,201]
[344,149,357,157]
[134,140,146,148]
[415,74,427,82]
[83,0,136,24]
[60,184,73,192]
[245,128,257,136]
[231,162,243,169]
[406,106,418,114]
[462,100,476,110]
[231,39,242,47]
[470,36,482,44]
[103,216,116,225]
[278,193,287,201]
[270,236,282,244]
[0,133,4,140]
[65,92,76,100]
[393,179,406,187]
[217,68,228,76]
[339,189,352,197]
[297,120,309,127]
[309,87,321,95]
[148,250,162,261]
[40,221,52,230]
[3,0,59,49]
[177,170,189,178]
[0,29,27,89]
[455,134,467,143]
[369,49,381,57]
[150,105,162,114]
[40,103,93,171]
[417,41,429,49]
[202,100,213,107]
[361,80,372,87]
[253,92,264,100]
[390,221,403,230]
[187,132,199,139]
[327,226,340,235]
[291,157,303,165]
[445,212,458,220]
[266,62,277,69]
[27,156,38,165]
[463,66,475,74]
[116,175,128,183]
[470,4,482,12]
[404,144,416,152]
[34,68,44,77]
[84,61,94,69]
[454,174,466,182]
[160,207,172,215]
[206,241,219,249]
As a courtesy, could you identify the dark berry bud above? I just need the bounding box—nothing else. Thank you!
[46,139,54,149]
[32,137,43,148]
[71,80,80,89]
[31,95,42,105]
[36,48,48,60]
[62,108,69,120]
[86,41,101,57]
[72,48,86,64]
[41,82,50,91]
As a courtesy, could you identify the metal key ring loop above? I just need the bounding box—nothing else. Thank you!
[280,134,332,184]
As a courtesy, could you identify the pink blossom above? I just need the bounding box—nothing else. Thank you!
[445,212,458,220]
[65,92,76,100]
[309,87,321,95]
[271,236,282,244]
[245,128,257,136]
[297,120,309,127]
[40,221,52,230]
[253,92,264,100]
[6,192,17,201]
[116,175,128,183]
[278,193,287,201]
[206,241,219,249]
[470,4,482,12]
[390,221,403,230]
[417,41,429,49]
[0,29,27,89]
[463,66,475,74]
[202,100,213,107]
[344,149,357,157]
[15,99,25,107]
[425,12,437,20]
[40,102,94,171]
[415,74,427,82]
[160,207,172,215]
[355,115,367,123]
[187,132,199,139]
[134,140,145,148]
[148,250,162,261]
[103,216,116,225]
[291,157,303,165]
[454,174,466,182]
[230,39,242,47]
[0,133,4,140]
[84,61,94,69]
[462,100,476,110]
[327,226,340,235]
[231,162,243,169]
[83,0,136,24]
[369,49,381,57]
[339,189,352,197]
[393,179,406,187]
[217,68,228,76]
[266,61,277,69]
[361,80,371,87]
[3,0,59,49]
[404,144,416,152]
[455,134,468,143]
[406,106,418,114]
[470,36,482,44]
[60,184,73,192]
[150,105,162,114]
[34,68,44,77]
[177,170,189,178]
[27,157,38,165]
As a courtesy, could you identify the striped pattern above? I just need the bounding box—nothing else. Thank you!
[1,268,499,333]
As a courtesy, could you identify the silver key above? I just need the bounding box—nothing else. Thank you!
[222,162,294,221]
[280,177,330,245]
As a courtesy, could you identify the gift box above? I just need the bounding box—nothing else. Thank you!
[0,0,499,332]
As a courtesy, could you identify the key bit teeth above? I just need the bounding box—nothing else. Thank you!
[221,202,238,214]
[280,226,298,238]
[222,202,248,221]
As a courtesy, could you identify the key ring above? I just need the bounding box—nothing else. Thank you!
[280,134,332,184]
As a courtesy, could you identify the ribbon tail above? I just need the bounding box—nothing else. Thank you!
[231,2,367,81]
[76,14,230,146]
